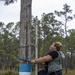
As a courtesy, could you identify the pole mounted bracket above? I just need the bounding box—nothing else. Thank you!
[20,58,31,64]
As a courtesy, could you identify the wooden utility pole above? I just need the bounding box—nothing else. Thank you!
[19,0,32,75]
[20,0,32,60]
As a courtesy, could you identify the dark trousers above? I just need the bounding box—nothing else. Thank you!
[38,69,48,75]
[38,69,62,75]
[49,70,62,75]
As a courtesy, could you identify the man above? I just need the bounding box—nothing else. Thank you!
[31,42,64,75]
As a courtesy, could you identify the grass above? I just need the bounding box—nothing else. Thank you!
[63,69,75,75]
[31,69,75,75]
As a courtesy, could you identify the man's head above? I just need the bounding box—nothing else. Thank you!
[50,42,63,51]
[54,42,63,50]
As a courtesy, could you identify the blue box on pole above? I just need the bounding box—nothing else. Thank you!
[19,64,31,75]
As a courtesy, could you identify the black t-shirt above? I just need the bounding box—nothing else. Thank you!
[44,51,58,72]
[47,51,58,59]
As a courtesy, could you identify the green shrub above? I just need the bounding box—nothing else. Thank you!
[1,69,19,75]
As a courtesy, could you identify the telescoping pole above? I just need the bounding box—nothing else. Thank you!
[35,16,38,75]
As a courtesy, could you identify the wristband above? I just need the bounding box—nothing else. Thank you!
[35,59,36,63]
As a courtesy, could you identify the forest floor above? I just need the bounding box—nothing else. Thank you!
[32,68,75,75]
[63,69,75,75]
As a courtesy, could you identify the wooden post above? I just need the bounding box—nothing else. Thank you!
[19,0,32,75]
[20,0,32,60]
